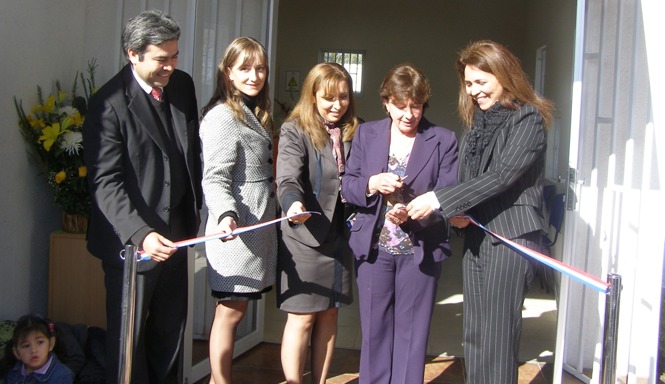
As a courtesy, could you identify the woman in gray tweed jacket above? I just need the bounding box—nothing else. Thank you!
[199,36,277,384]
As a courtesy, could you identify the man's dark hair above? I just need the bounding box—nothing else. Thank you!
[122,9,180,60]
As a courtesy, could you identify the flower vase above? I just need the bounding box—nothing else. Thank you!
[61,212,89,233]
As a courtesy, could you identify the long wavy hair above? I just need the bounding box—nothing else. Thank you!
[201,36,272,130]
[455,40,554,129]
[287,62,359,151]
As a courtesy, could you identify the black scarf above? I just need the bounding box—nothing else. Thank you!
[463,103,513,180]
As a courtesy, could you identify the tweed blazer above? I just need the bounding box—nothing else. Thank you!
[276,120,352,247]
[342,117,458,264]
[434,103,547,239]
[200,102,277,292]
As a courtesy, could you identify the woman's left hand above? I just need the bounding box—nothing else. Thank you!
[218,216,238,241]
[386,203,409,225]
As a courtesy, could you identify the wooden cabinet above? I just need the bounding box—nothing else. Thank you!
[48,231,106,328]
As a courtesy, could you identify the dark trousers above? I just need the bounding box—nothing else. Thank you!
[103,248,188,384]
[356,249,442,384]
[462,229,538,384]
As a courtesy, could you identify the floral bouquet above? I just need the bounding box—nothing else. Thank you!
[14,60,97,216]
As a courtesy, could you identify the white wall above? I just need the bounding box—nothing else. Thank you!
[0,0,88,320]
[275,0,529,133]
[524,0,577,186]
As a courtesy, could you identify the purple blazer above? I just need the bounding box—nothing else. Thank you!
[341,117,459,264]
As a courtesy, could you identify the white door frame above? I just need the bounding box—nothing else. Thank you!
[553,0,665,382]
[181,1,279,382]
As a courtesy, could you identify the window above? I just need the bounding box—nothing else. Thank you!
[320,50,365,93]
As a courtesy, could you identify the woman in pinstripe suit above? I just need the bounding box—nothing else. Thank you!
[199,37,277,384]
[407,40,554,384]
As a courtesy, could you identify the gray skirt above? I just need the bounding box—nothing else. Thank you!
[276,227,353,313]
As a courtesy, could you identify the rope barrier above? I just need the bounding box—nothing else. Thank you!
[465,215,609,293]
[120,211,320,260]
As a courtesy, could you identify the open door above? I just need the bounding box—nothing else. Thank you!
[181,1,279,382]
[553,0,664,382]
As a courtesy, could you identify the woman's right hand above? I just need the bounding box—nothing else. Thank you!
[287,201,311,225]
[367,173,403,196]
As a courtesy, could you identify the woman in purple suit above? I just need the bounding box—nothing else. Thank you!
[341,64,458,384]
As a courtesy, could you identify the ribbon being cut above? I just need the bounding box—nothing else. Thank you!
[463,215,610,293]
[127,211,320,261]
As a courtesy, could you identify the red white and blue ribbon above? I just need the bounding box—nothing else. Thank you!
[135,211,320,261]
[464,216,609,293]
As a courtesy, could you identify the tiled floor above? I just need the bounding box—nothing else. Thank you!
[196,236,581,383]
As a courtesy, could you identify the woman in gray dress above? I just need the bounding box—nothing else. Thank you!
[199,37,277,384]
[276,62,359,384]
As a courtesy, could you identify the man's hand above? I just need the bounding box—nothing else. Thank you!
[142,232,178,262]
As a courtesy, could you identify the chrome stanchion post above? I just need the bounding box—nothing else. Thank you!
[118,244,138,384]
[600,273,622,384]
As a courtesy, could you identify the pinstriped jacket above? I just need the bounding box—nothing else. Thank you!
[200,102,277,293]
[434,103,547,239]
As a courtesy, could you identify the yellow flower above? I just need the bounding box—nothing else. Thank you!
[54,171,66,184]
[27,115,45,129]
[57,90,67,104]
[69,111,84,127]
[39,123,67,151]
[33,95,55,113]
[78,166,87,177]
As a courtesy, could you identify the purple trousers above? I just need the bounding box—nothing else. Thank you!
[356,249,442,384]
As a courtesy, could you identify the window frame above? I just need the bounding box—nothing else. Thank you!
[319,49,365,94]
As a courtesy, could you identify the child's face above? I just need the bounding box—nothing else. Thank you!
[12,330,55,373]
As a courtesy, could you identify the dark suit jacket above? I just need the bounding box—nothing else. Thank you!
[434,103,547,239]
[83,64,202,267]
[276,120,352,247]
[342,117,458,264]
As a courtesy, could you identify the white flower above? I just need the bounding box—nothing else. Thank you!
[59,131,83,155]
[59,106,79,117]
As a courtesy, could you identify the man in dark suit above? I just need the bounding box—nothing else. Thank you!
[82,10,202,384]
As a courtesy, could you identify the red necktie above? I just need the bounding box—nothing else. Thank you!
[150,87,163,102]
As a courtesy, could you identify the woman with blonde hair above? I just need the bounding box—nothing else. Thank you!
[407,40,555,383]
[200,36,276,384]
[276,62,359,384]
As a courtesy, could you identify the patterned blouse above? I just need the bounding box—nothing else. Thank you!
[377,153,414,255]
